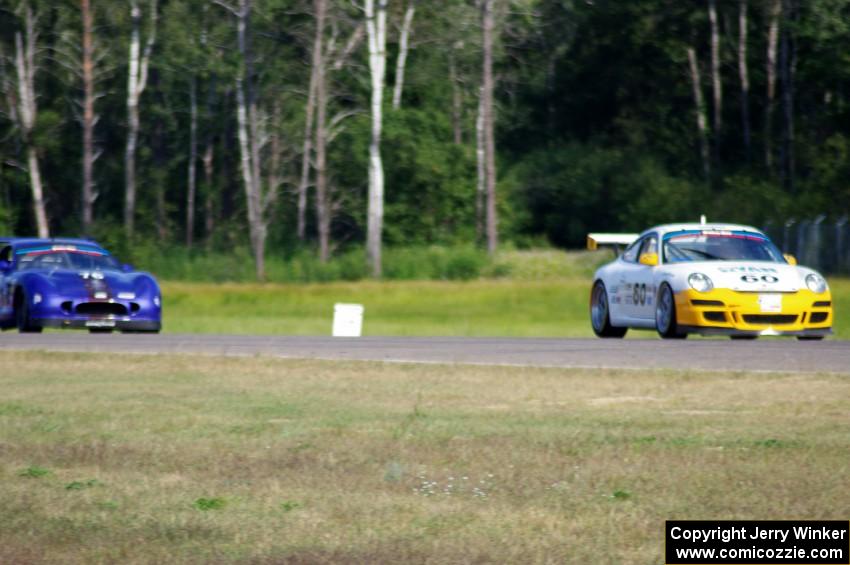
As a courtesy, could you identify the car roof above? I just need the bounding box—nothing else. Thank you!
[639,223,765,238]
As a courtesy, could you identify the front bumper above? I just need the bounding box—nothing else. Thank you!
[38,317,161,331]
[675,288,832,337]
[28,294,161,332]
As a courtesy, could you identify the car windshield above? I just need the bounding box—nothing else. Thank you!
[15,246,121,271]
[663,231,785,263]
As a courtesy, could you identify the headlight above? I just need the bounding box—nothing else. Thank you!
[153,296,161,307]
[33,293,42,305]
[688,273,714,293]
[805,273,828,294]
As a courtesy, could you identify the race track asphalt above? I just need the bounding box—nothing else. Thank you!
[1,333,849,374]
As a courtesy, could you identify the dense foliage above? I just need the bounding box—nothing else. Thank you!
[0,0,847,271]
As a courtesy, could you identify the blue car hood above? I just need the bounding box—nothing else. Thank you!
[33,269,148,298]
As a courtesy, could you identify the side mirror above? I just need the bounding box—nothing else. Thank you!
[639,252,659,267]
[0,259,10,273]
[783,254,797,266]
[121,263,134,273]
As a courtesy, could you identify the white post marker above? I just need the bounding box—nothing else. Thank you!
[332,303,364,337]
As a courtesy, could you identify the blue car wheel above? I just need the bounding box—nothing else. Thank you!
[15,289,43,333]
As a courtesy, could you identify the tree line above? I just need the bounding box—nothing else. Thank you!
[1,0,848,279]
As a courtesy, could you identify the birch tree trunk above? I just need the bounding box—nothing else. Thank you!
[202,75,217,243]
[266,99,282,224]
[13,5,49,238]
[764,0,781,169]
[687,47,711,179]
[235,78,262,276]
[449,50,463,145]
[80,0,96,235]
[779,0,795,191]
[298,0,323,242]
[203,141,215,241]
[365,0,387,277]
[738,0,751,158]
[124,0,157,239]
[186,77,198,248]
[392,0,415,110]
[297,66,316,242]
[475,90,485,243]
[233,0,267,280]
[315,60,330,263]
[153,116,167,241]
[481,0,497,255]
[708,0,722,160]
[313,0,332,262]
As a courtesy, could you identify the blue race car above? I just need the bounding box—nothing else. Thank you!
[0,238,161,333]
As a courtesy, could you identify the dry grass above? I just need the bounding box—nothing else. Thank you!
[1,351,849,564]
[157,277,850,339]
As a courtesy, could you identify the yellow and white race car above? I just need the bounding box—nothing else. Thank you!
[588,222,833,340]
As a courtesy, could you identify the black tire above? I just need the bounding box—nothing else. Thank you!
[797,336,825,341]
[655,283,687,339]
[120,329,160,334]
[731,335,758,340]
[590,281,627,338]
[15,290,43,334]
[88,328,113,334]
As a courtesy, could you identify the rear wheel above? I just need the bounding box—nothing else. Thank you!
[590,281,627,338]
[655,284,687,339]
[797,336,825,341]
[15,290,43,334]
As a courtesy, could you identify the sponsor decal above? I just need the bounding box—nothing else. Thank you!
[664,230,768,242]
[15,245,107,257]
[718,266,778,273]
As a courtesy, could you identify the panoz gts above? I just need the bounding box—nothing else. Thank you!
[588,223,832,340]
[0,238,161,333]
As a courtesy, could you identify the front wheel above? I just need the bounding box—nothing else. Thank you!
[590,281,627,338]
[655,284,687,339]
[15,291,43,334]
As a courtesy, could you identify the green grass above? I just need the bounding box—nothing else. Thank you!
[160,276,850,339]
[1,352,848,563]
[161,278,593,336]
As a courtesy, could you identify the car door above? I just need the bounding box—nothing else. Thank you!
[631,234,659,320]
[617,233,658,322]
[607,238,642,323]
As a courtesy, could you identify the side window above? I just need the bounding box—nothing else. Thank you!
[622,239,642,263]
[639,235,658,257]
[0,245,11,262]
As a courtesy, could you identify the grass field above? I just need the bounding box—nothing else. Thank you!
[160,277,850,339]
[1,352,848,563]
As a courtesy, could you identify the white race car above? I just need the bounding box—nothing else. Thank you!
[588,222,833,340]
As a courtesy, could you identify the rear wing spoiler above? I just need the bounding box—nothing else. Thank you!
[586,233,639,250]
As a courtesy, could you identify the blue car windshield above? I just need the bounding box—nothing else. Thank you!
[15,247,121,271]
[663,231,785,263]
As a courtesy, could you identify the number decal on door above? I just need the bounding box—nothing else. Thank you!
[632,283,647,305]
